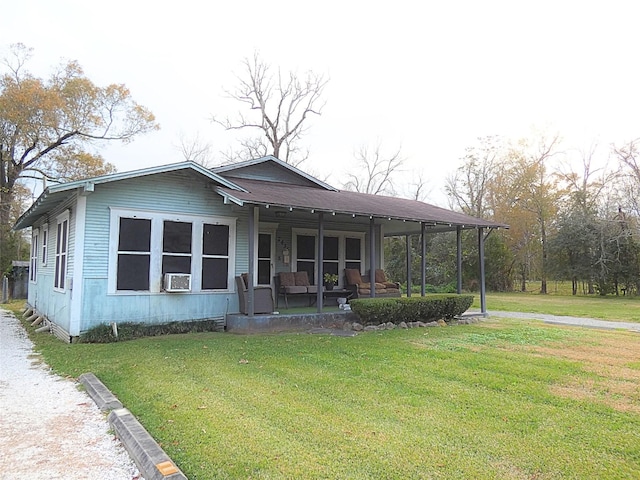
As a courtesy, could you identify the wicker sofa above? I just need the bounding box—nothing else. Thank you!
[344,268,401,299]
[275,271,319,308]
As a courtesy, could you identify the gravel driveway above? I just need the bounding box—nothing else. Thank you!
[0,308,143,480]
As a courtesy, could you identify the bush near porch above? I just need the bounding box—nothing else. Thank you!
[349,294,473,325]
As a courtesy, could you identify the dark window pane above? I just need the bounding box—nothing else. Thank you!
[117,254,150,290]
[346,261,361,271]
[163,221,192,253]
[258,259,270,285]
[202,258,228,289]
[297,235,315,259]
[258,233,271,258]
[322,262,338,277]
[60,254,66,287]
[323,236,338,260]
[119,218,151,252]
[61,220,68,252]
[203,224,229,256]
[162,255,191,274]
[346,237,361,260]
[297,261,315,285]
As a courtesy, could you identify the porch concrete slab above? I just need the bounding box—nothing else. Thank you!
[108,407,187,480]
[78,372,123,411]
[226,311,359,333]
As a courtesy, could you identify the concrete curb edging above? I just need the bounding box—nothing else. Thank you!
[108,408,187,480]
[78,373,123,411]
[79,372,187,480]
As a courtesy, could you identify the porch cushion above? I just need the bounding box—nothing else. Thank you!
[374,269,386,283]
[306,285,319,294]
[294,271,310,286]
[279,272,296,287]
[284,285,307,294]
[344,268,363,286]
[359,282,386,290]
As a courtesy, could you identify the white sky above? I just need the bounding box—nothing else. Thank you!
[5,0,640,205]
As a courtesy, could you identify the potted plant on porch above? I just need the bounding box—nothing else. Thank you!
[323,273,339,290]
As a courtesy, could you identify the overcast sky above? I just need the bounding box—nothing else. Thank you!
[5,0,640,205]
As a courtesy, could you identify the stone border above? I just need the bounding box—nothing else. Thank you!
[79,372,187,480]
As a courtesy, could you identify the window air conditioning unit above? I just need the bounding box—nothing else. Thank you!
[164,273,191,292]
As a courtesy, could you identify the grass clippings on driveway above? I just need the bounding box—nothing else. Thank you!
[22,315,640,479]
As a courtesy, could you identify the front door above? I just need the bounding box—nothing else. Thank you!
[257,232,274,286]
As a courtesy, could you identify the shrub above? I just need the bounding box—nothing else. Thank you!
[79,319,224,343]
[350,294,473,325]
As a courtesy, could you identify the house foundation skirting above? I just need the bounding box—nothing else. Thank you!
[226,311,359,334]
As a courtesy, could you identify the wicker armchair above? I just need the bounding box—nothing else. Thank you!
[236,275,274,314]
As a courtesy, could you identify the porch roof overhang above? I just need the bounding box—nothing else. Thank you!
[217,178,508,234]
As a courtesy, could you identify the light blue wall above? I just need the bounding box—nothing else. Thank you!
[28,195,76,334]
[78,170,249,332]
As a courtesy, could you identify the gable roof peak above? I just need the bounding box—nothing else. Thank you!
[212,156,337,191]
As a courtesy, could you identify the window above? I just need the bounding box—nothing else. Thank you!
[345,237,362,271]
[117,217,151,291]
[162,221,192,275]
[30,230,38,282]
[202,224,229,290]
[296,234,316,284]
[292,229,365,286]
[322,236,339,281]
[109,209,235,294]
[257,233,271,285]
[41,225,48,265]
[54,212,69,291]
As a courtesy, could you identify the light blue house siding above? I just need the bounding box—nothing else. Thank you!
[77,171,249,333]
[27,196,77,335]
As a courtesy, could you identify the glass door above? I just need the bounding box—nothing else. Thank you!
[257,232,274,286]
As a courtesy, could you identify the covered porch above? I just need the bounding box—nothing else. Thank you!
[212,157,507,319]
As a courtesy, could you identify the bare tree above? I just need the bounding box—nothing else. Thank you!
[342,142,404,195]
[612,139,640,216]
[212,52,328,166]
[175,132,214,167]
[445,136,502,218]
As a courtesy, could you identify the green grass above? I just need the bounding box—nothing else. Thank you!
[13,303,640,479]
[475,289,640,322]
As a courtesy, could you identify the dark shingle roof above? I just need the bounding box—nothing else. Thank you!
[217,177,506,229]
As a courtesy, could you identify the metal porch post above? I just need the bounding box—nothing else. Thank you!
[478,227,487,315]
[420,222,426,296]
[406,234,412,297]
[369,217,376,298]
[317,212,324,312]
[247,206,257,316]
[456,225,462,294]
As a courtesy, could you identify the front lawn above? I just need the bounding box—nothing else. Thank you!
[476,291,640,323]
[20,313,640,479]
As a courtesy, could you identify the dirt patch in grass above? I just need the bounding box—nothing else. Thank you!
[529,333,640,414]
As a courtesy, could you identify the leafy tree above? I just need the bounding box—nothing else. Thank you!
[0,43,158,272]
[213,52,328,166]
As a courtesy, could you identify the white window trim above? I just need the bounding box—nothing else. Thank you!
[108,207,236,295]
[30,228,39,283]
[54,210,70,293]
[40,224,48,266]
[291,228,366,286]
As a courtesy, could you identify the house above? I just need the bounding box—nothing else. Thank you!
[14,156,506,342]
